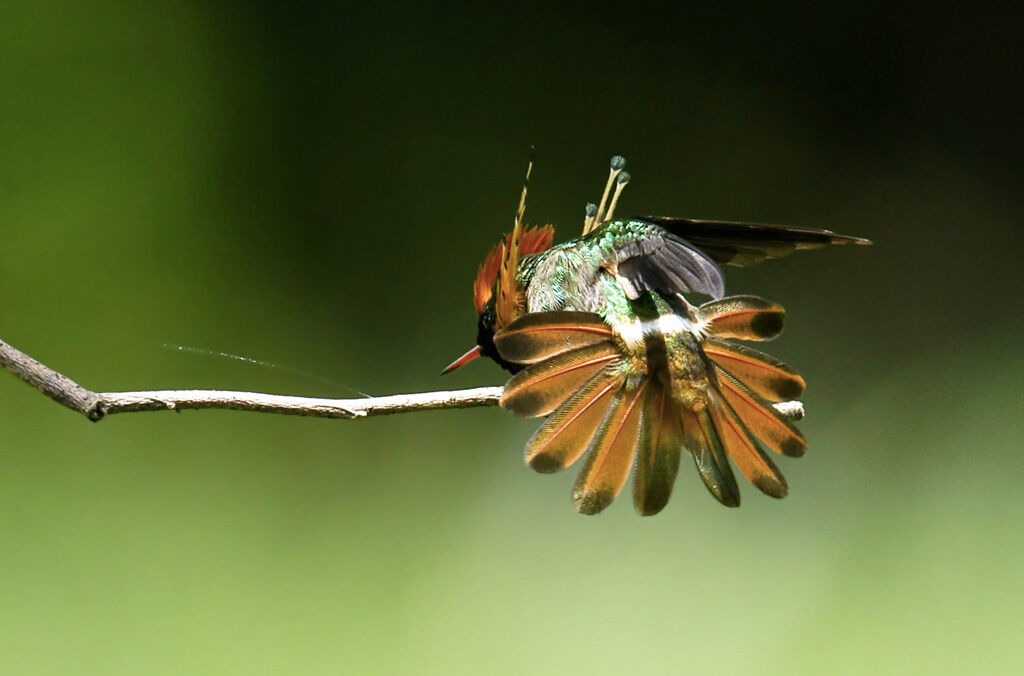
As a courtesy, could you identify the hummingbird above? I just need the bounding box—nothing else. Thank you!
[443,156,871,515]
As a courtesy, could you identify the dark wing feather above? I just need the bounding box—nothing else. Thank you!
[638,216,872,267]
[615,231,726,300]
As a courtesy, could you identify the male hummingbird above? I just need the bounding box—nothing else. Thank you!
[444,156,870,515]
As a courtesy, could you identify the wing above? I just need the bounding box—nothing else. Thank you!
[637,216,872,267]
[608,221,727,300]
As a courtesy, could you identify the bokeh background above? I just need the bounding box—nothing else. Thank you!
[2,3,1022,674]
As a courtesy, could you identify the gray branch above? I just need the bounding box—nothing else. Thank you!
[0,338,804,422]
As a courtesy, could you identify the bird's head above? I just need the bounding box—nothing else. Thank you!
[442,225,554,375]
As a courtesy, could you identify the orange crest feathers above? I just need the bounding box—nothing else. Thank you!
[520,225,556,256]
[472,225,554,315]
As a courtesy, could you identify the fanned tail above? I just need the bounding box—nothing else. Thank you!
[495,312,645,513]
[493,299,806,513]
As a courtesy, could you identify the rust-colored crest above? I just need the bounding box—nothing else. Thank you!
[472,225,554,315]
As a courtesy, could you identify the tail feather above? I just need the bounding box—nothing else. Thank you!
[700,296,785,341]
[523,367,620,473]
[633,383,684,516]
[715,368,807,457]
[493,311,614,365]
[707,388,788,498]
[572,382,647,515]
[500,343,620,418]
[703,337,805,401]
[684,408,741,507]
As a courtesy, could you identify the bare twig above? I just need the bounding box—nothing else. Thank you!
[0,338,804,422]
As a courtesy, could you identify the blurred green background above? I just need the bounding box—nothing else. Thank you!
[2,3,1022,674]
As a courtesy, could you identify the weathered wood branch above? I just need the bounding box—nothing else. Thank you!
[0,338,804,422]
